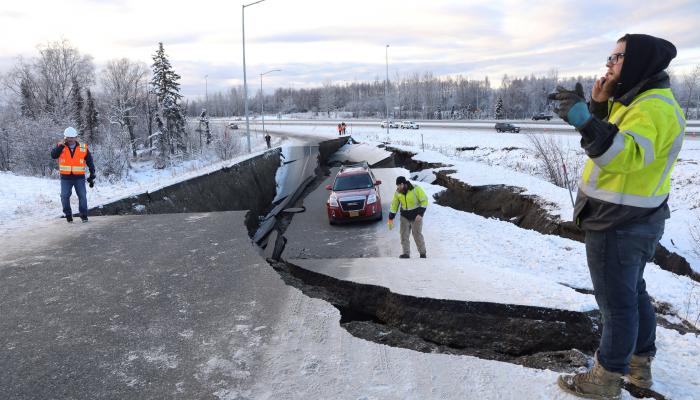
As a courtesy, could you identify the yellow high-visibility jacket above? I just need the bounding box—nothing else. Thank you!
[389,184,429,220]
[579,88,685,208]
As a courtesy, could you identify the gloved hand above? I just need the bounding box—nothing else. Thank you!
[87,175,95,188]
[549,82,592,129]
[387,219,394,230]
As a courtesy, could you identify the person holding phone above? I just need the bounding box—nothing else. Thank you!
[551,34,685,398]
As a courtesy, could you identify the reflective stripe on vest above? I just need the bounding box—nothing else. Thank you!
[580,91,685,208]
[58,143,88,175]
[391,185,428,213]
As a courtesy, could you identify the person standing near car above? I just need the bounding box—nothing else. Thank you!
[551,34,685,398]
[387,176,429,258]
[51,127,96,223]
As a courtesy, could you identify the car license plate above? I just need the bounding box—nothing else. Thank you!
[349,211,359,217]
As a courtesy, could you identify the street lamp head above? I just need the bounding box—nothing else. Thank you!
[243,0,266,8]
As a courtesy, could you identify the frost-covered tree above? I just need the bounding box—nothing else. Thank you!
[150,43,182,105]
[84,89,99,143]
[101,58,149,157]
[683,65,700,118]
[495,97,504,120]
[150,42,187,161]
[152,114,167,169]
[71,77,84,135]
[4,39,94,119]
[195,109,211,147]
[19,79,35,118]
[319,81,337,117]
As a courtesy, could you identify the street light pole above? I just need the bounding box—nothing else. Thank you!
[204,74,208,112]
[260,69,281,133]
[385,44,390,140]
[242,0,267,153]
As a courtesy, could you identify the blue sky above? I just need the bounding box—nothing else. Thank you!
[1,0,699,97]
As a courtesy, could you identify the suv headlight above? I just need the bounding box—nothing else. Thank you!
[367,193,377,204]
[329,195,339,207]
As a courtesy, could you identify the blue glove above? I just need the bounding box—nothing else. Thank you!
[549,83,592,129]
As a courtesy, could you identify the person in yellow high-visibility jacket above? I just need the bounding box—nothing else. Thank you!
[387,176,429,258]
[552,34,685,399]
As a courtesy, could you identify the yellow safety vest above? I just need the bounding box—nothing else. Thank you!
[390,185,429,214]
[579,88,685,207]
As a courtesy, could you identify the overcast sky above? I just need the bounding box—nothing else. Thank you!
[1,0,699,98]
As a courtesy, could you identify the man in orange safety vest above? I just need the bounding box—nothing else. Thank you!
[50,127,96,223]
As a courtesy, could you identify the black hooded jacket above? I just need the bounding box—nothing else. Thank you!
[613,34,677,101]
[574,34,677,231]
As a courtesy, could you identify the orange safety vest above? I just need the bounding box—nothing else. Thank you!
[58,143,88,175]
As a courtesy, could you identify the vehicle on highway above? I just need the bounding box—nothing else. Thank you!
[228,122,239,129]
[399,121,420,129]
[494,122,520,133]
[380,120,399,129]
[326,162,383,224]
[532,112,553,121]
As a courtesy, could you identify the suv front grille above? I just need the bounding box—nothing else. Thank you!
[340,199,365,211]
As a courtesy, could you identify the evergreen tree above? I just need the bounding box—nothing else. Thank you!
[495,97,504,120]
[150,42,182,104]
[153,114,168,169]
[71,77,84,135]
[84,89,99,143]
[150,42,187,160]
[20,79,35,118]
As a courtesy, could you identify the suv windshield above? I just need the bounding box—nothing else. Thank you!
[333,173,373,191]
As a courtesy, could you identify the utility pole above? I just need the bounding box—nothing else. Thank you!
[385,44,390,140]
[242,0,267,153]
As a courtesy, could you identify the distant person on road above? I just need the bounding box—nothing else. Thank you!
[387,176,429,259]
[341,122,347,135]
[551,34,685,399]
[337,123,342,136]
[264,133,271,149]
[50,127,96,223]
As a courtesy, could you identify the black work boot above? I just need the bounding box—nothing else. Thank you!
[420,253,427,258]
[399,254,410,259]
[66,215,73,223]
[81,216,88,223]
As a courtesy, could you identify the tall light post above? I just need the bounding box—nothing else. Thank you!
[204,74,208,112]
[242,0,267,153]
[260,69,281,133]
[384,44,390,140]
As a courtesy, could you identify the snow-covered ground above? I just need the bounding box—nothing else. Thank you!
[261,123,700,277]
[0,135,287,235]
[2,120,700,399]
[288,165,700,399]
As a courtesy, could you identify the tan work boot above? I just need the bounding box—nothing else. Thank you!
[626,354,653,389]
[558,355,622,399]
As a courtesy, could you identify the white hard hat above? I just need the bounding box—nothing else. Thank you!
[63,127,78,138]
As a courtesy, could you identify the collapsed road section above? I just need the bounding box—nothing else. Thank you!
[260,142,602,373]
[91,137,348,237]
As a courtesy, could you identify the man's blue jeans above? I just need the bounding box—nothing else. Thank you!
[585,220,664,373]
[60,178,88,218]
